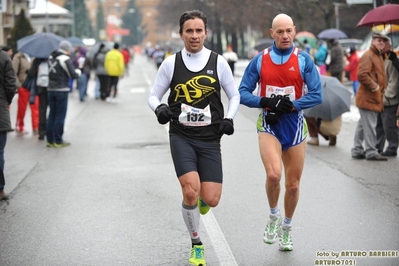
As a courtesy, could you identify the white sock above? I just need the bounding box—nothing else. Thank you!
[270,206,280,216]
[283,217,292,226]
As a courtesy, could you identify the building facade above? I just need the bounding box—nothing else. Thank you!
[1,0,171,49]
[29,0,72,35]
[0,0,30,46]
[84,0,164,47]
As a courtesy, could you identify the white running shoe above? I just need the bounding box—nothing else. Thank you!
[278,224,293,251]
[263,214,282,244]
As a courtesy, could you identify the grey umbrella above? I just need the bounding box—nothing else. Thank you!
[303,76,351,121]
[66,36,85,46]
[17,32,65,58]
[317,28,348,39]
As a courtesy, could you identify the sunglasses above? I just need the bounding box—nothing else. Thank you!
[374,38,387,43]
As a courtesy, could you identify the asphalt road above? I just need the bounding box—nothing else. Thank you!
[0,54,398,266]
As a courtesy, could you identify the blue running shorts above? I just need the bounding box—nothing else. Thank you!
[257,110,308,151]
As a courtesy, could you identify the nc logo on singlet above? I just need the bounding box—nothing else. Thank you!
[174,75,216,104]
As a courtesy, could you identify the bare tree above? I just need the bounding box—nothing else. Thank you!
[156,0,394,57]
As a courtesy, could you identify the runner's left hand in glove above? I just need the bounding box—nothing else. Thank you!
[219,118,234,136]
[260,97,293,114]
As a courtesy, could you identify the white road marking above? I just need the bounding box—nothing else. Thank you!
[144,72,153,90]
[129,88,146,93]
[202,211,239,266]
[162,125,238,266]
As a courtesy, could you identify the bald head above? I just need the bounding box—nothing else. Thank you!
[271,14,294,30]
[270,13,296,50]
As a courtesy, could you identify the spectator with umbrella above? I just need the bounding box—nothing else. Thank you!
[351,32,390,161]
[15,32,66,138]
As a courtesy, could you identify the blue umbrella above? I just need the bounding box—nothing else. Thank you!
[67,36,85,46]
[317,29,348,39]
[17,32,65,58]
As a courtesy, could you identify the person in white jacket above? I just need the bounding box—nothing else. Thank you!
[222,44,238,75]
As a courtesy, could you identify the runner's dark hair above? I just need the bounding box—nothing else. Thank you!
[179,10,207,34]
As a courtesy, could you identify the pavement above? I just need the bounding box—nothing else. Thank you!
[0,54,398,266]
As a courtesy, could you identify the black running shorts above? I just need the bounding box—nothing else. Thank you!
[169,133,223,183]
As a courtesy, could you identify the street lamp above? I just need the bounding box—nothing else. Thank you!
[45,0,49,32]
[71,0,75,36]
[334,2,347,30]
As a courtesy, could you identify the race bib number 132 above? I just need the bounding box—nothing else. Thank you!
[179,103,212,126]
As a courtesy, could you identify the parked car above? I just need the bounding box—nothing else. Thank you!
[338,38,363,50]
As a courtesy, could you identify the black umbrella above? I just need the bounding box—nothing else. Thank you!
[17,32,65,58]
[253,38,274,51]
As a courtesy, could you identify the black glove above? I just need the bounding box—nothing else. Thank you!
[260,97,293,114]
[219,118,234,136]
[265,111,281,125]
[388,51,397,61]
[155,104,173,124]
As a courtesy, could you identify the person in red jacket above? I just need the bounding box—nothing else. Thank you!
[121,46,131,76]
[344,46,360,96]
[12,51,39,135]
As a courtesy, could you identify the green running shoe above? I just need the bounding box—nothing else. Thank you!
[278,224,293,251]
[53,142,71,148]
[46,142,54,148]
[198,198,210,215]
[263,214,282,244]
[189,245,206,266]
